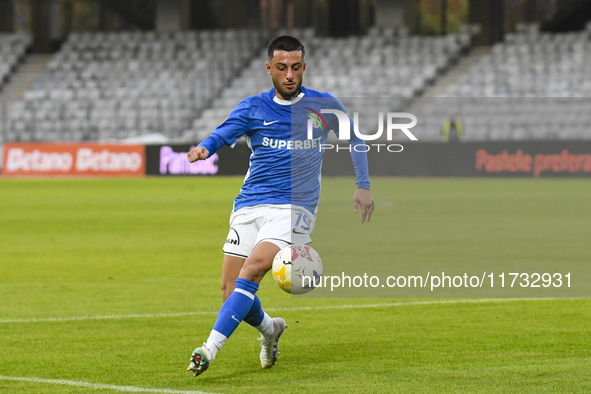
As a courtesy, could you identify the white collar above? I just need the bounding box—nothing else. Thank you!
[273,91,305,106]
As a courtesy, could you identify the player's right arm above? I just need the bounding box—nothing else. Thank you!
[187,146,209,162]
[187,99,251,162]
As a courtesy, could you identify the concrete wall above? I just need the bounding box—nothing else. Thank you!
[375,0,405,28]
[156,0,183,32]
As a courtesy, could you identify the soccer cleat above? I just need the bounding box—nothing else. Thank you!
[187,344,212,377]
[259,317,287,369]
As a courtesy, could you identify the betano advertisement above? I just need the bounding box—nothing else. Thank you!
[2,141,591,178]
[1,143,145,177]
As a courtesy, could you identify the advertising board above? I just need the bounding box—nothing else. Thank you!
[1,143,146,177]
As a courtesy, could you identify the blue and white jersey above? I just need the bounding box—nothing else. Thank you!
[198,86,370,214]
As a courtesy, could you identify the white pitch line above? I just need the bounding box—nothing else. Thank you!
[0,375,217,394]
[267,297,555,312]
[0,298,558,324]
[0,311,218,324]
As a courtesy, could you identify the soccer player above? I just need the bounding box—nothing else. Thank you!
[186,35,374,376]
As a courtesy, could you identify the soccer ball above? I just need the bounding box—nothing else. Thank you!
[272,244,323,295]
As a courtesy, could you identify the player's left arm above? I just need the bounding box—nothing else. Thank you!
[326,95,374,224]
[349,132,374,224]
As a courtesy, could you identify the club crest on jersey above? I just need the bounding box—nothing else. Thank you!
[305,107,328,131]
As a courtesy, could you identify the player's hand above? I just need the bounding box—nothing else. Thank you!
[187,146,209,163]
[353,188,374,225]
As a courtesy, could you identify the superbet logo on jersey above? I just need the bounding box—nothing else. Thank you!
[262,136,322,150]
[307,109,418,153]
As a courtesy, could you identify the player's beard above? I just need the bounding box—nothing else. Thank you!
[273,78,302,100]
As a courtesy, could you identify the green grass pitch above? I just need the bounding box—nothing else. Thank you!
[0,177,590,393]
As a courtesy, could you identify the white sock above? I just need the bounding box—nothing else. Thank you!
[255,313,275,338]
[205,330,227,361]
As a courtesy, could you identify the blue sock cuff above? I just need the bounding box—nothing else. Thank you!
[243,294,264,327]
[235,278,259,294]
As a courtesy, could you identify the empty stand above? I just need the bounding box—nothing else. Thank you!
[413,23,591,141]
[3,30,269,142]
[5,24,589,143]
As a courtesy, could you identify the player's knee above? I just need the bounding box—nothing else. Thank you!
[240,261,269,283]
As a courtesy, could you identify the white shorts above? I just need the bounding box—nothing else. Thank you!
[222,204,315,259]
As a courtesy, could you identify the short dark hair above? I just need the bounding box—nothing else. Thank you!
[267,35,305,59]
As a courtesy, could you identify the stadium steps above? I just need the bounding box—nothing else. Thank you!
[402,46,491,136]
[421,46,491,98]
[0,54,51,107]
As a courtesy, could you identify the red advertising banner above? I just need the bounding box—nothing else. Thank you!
[475,148,591,177]
[2,143,145,177]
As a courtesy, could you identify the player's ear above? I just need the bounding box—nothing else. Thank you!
[303,61,306,73]
[266,61,271,75]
